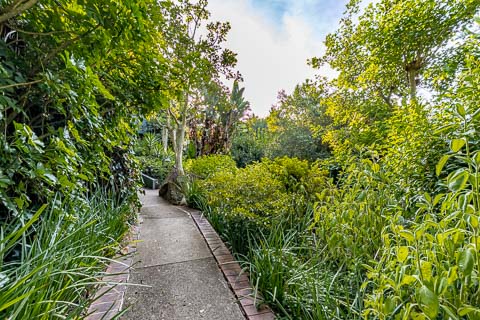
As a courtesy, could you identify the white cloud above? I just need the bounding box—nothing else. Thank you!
[208,0,341,117]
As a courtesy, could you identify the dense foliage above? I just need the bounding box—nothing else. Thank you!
[0,0,165,315]
[184,1,480,319]
[3,0,480,319]
[0,0,239,317]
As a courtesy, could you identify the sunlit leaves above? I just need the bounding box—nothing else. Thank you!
[458,248,475,276]
[447,169,469,192]
[417,285,439,319]
[397,246,409,262]
[450,138,466,152]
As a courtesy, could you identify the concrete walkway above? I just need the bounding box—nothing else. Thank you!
[122,189,245,320]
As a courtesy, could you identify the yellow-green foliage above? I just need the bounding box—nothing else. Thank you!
[313,158,397,270]
[363,105,480,319]
[185,154,237,179]
[202,163,290,220]
[202,157,328,221]
[263,157,328,196]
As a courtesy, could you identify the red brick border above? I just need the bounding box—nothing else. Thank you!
[188,210,276,320]
[85,224,139,320]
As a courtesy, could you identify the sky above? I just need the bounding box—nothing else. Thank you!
[207,0,349,117]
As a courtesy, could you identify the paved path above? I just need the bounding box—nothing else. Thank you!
[122,189,245,320]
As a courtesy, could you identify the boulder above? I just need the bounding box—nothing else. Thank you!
[158,167,187,205]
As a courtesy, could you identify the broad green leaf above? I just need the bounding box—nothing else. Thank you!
[399,230,414,243]
[447,169,469,192]
[473,152,480,167]
[436,155,450,176]
[468,214,479,228]
[433,193,444,206]
[458,306,480,316]
[384,297,395,313]
[456,104,466,117]
[397,246,409,263]
[450,139,466,152]
[417,285,439,319]
[458,249,474,275]
[420,261,432,281]
[401,275,416,285]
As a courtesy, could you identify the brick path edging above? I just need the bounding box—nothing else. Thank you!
[85,224,140,320]
[184,208,276,320]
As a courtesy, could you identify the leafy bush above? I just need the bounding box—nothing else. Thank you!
[364,104,480,319]
[137,150,175,183]
[200,171,363,319]
[185,154,237,179]
[313,157,397,270]
[231,132,265,168]
[266,125,330,162]
[196,158,311,254]
[263,157,328,196]
[202,162,292,220]
[199,157,328,220]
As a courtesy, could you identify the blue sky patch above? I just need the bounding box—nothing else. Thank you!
[250,0,348,33]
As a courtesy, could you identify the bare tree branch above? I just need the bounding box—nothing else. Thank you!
[0,0,38,24]
[0,79,42,90]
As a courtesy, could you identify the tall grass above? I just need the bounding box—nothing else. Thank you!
[0,189,135,319]
[197,197,366,320]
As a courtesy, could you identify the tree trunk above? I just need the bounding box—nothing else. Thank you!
[171,123,177,153]
[174,116,186,176]
[408,69,417,101]
[162,118,169,152]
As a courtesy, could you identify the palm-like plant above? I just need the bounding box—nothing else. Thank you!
[188,81,250,156]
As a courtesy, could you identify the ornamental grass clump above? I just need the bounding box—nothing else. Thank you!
[0,190,134,319]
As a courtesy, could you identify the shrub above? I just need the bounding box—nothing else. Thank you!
[312,157,397,271]
[364,107,480,319]
[136,149,175,183]
[202,162,292,220]
[185,154,237,179]
[198,157,329,258]
[231,132,265,168]
[263,157,328,197]
[266,125,330,162]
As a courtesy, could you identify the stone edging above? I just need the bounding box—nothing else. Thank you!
[85,224,139,320]
[186,209,276,320]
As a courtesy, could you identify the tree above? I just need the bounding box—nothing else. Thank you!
[265,80,332,161]
[311,0,480,155]
[159,0,239,176]
[188,80,250,156]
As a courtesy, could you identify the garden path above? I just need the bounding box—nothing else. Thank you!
[121,189,245,320]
